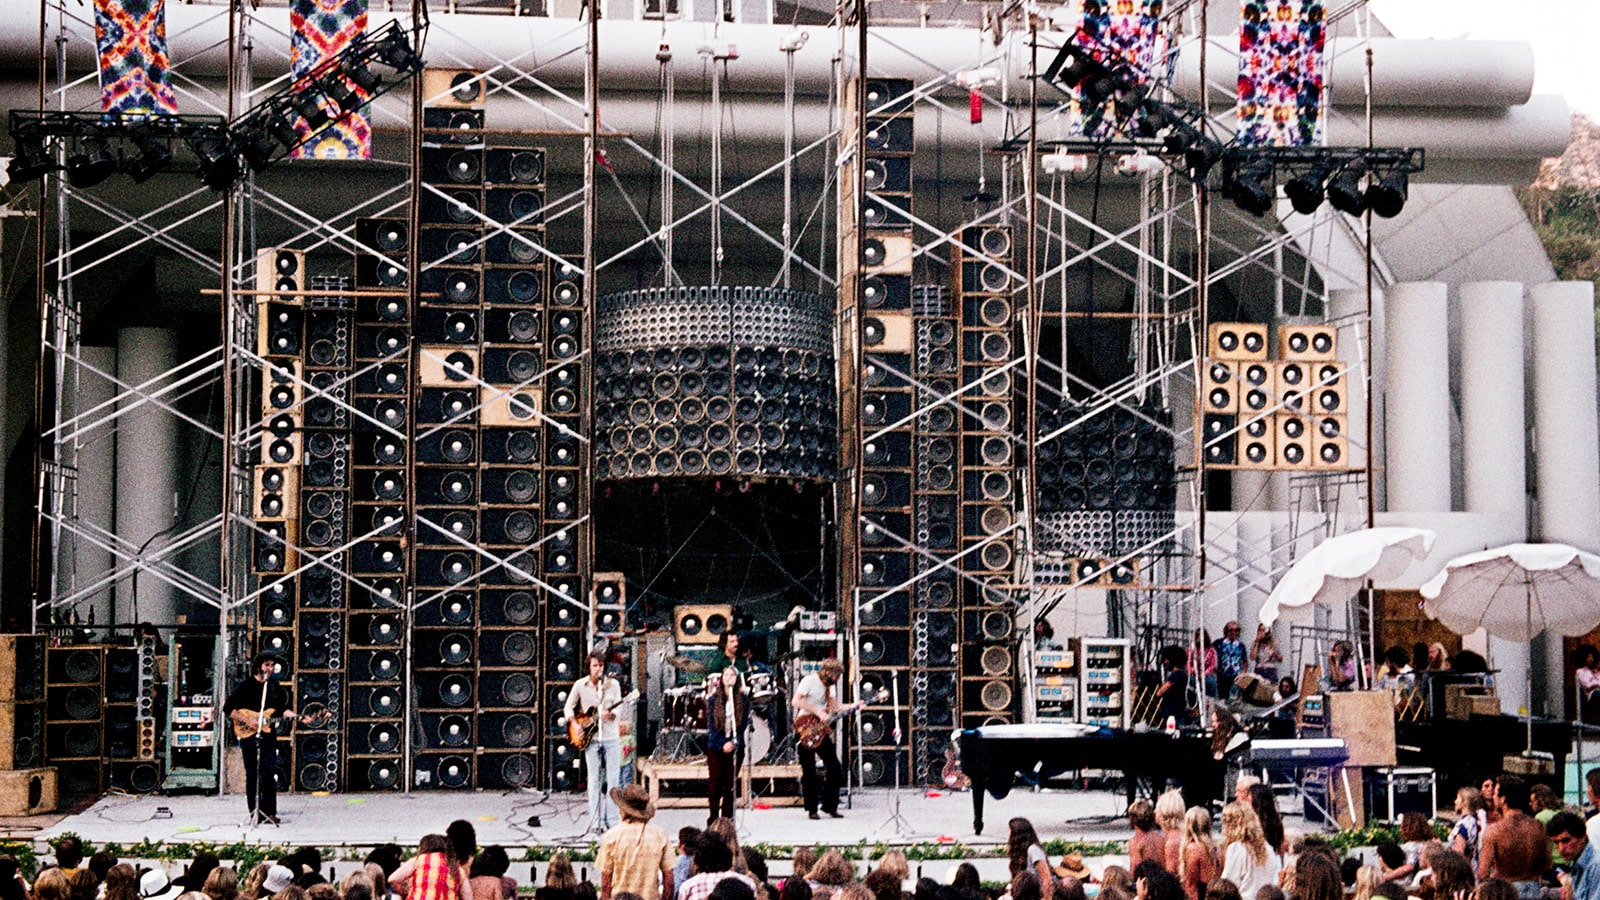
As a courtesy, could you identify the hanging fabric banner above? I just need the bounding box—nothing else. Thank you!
[290,0,371,160]
[95,0,179,115]
[1066,0,1165,139]
[1236,0,1326,147]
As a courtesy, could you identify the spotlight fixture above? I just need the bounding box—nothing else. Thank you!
[1223,152,1275,217]
[238,124,279,171]
[124,122,173,183]
[340,56,383,93]
[322,77,363,115]
[187,127,240,191]
[1365,164,1410,218]
[66,127,118,188]
[1045,40,1125,108]
[1284,160,1334,215]
[266,109,301,148]
[1326,160,1368,216]
[295,92,331,130]
[371,28,424,73]
[7,125,57,183]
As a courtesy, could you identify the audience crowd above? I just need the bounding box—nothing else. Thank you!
[11,770,1600,900]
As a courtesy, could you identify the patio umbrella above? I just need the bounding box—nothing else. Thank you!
[1259,526,1437,628]
[1420,542,1600,750]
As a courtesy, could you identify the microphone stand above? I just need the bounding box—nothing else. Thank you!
[876,675,909,834]
[244,675,272,828]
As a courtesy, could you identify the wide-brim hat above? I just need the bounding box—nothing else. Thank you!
[1053,853,1091,881]
[140,870,184,900]
[611,783,655,820]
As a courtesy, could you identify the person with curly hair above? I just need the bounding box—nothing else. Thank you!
[1220,803,1280,898]
[1178,808,1219,900]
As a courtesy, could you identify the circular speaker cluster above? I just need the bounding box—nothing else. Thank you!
[1035,401,1176,514]
[593,288,836,481]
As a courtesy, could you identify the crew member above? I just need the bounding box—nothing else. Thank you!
[705,665,750,823]
[222,653,295,824]
[565,650,624,834]
[792,658,852,820]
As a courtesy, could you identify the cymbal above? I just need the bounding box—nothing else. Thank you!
[667,655,708,674]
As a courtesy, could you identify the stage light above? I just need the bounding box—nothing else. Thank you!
[238,124,278,171]
[340,57,383,93]
[7,126,57,183]
[187,128,239,191]
[266,109,301,148]
[1326,160,1368,216]
[322,77,363,115]
[1366,164,1410,218]
[66,128,117,188]
[295,93,331,130]
[1184,137,1224,182]
[1223,152,1275,217]
[124,123,173,183]
[1284,160,1334,215]
[372,29,423,73]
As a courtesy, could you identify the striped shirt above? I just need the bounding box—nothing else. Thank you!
[406,853,461,900]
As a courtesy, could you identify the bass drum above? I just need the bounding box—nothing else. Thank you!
[746,715,772,764]
[663,686,707,730]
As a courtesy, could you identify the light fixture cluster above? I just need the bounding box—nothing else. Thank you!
[6,20,423,192]
[1041,31,1423,219]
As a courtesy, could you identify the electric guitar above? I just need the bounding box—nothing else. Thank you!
[229,706,333,740]
[792,689,882,750]
[568,690,639,751]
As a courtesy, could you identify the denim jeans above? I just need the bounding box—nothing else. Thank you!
[585,738,622,830]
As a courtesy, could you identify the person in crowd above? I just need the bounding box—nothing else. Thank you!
[675,829,703,898]
[102,866,138,900]
[1419,849,1474,900]
[536,856,579,900]
[1007,818,1056,900]
[1254,887,1284,900]
[260,868,295,899]
[862,871,900,900]
[565,650,625,834]
[1251,626,1282,682]
[1234,776,1261,807]
[1133,863,1183,900]
[0,858,28,900]
[1203,881,1239,900]
[1214,624,1248,698]
[281,849,324,889]
[1375,647,1415,692]
[1481,776,1504,826]
[1423,643,1451,672]
[1247,785,1285,856]
[1220,802,1281,898]
[1472,881,1518,900]
[35,870,70,900]
[1477,775,1550,895]
[804,854,853,900]
[55,838,85,877]
[1034,620,1063,652]
[88,852,117,886]
[204,868,239,900]
[1100,867,1133,900]
[238,865,271,900]
[1290,852,1342,900]
[1128,801,1167,871]
[388,835,470,900]
[1156,789,1188,873]
[1530,784,1568,864]
[1155,647,1192,727]
[65,869,93,900]
[949,865,982,900]
[780,879,812,900]
[1387,812,1440,882]
[677,833,757,900]
[598,785,675,900]
[1373,845,1408,885]
[1577,647,1600,724]
[738,849,768,900]
[222,653,295,824]
[706,666,751,824]
[873,853,908,887]
[445,823,477,875]
[1587,769,1600,848]
[707,880,756,900]
[467,848,512,900]
[1326,642,1357,691]
[704,819,746,876]
[1451,786,1489,871]
[1548,811,1600,900]
[1178,807,1219,900]
[175,856,220,894]
[1352,867,1383,900]
[307,886,338,900]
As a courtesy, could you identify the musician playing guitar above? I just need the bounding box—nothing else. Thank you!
[563,650,623,835]
[222,653,295,824]
[791,658,861,820]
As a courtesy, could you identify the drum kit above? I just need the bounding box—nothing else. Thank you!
[654,655,788,763]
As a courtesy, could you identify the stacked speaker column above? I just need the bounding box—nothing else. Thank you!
[44,645,105,800]
[853,77,916,789]
[0,636,45,776]
[956,225,1019,728]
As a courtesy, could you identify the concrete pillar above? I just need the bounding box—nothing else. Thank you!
[114,328,180,626]
[1460,282,1528,519]
[60,346,119,625]
[1531,281,1600,719]
[1384,282,1452,511]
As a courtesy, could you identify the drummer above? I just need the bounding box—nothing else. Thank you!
[706,631,751,680]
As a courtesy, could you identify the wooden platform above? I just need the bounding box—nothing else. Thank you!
[638,759,804,808]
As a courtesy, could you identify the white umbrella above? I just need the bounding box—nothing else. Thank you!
[1421,542,1600,750]
[1259,526,1438,628]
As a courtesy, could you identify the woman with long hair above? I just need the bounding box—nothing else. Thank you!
[388,835,470,900]
[203,868,240,900]
[1449,787,1488,871]
[1288,853,1341,900]
[536,856,578,900]
[1177,808,1219,900]
[1007,818,1056,900]
[1246,785,1285,854]
[1156,790,1188,873]
[706,667,751,825]
[1128,801,1166,871]
[104,865,141,900]
[1219,803,1280,898]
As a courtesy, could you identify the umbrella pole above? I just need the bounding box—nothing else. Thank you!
[1528,573,1535,756]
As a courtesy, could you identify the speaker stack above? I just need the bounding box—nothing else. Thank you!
[105,641,160,793]
[0,636,45,773]
[44,645,105,800]
[1197,323,1347,471]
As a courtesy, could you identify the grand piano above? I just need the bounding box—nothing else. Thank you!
[959,723,1221,833]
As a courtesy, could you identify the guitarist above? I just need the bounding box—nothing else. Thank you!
[791,658,847,820]
[221,653,295,824]
[564,650,623,834]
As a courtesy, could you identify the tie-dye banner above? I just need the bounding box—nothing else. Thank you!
[290,0,371,160]
[1065,0,1166,139]
[95,0,178,115]
[1236,0,1325,147]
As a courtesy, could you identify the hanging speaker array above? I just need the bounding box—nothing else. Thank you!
[1198,322,1348,471]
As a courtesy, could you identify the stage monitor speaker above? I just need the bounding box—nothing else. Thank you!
[1279,323,1337,361]
[0,767,56,815]
[1208,322,1267,361]
[862,313,913,353]
[255,247,304,295]
[675,605,732,644]
[422,68,487,108]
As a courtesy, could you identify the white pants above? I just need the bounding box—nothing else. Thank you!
[584,738,622,830]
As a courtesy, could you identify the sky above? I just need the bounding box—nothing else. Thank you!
[1367,0,1599,119]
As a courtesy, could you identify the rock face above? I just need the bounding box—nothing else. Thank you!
[1534,114,1600,190]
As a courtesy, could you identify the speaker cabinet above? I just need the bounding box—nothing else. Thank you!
[1274,414,1310,468]
[423,107,485,141]
[862,117,913,155]
[1308,362,1347,415]
[1208,322,1267,360]
[861,231,913,275]
[252,519,296,574]
[1199,413,1237,465]
[478,751,537,789]
[0,702,44,769]
[1279,323,1337,360]
[413,753,473,789]
[1312,415,1348,468]
[422,68,487,108]
[1239,416,1274,468]
[256,247,304,295]
[0,767,56,814]
[862,312,913,353]
[258,301,305,359]
[485,147,546,186]
[1,635,46,703]
[348,757,403,790]
[1274,361,1307,414]
[674,605,732,644]
[481,388,542,427]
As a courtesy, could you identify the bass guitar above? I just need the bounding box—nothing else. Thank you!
[568,690,640,751]
[229,706,333,740]
[792,689,882,750]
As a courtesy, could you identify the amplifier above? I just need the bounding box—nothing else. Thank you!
[799,612,837,632]
[1364,766,1436,823]
[171,731,215,748]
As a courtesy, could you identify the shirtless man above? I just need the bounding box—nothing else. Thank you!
[1478,775,1551,898]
